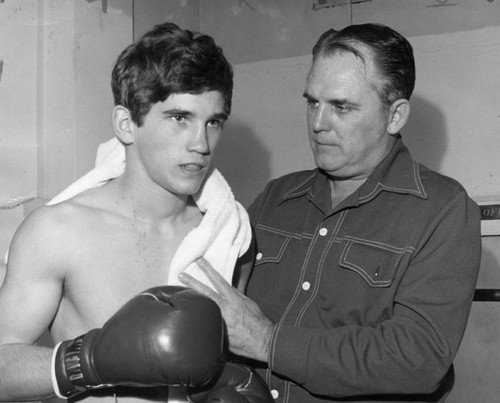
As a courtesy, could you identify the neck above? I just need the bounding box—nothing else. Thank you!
[108,175,196,224]
[328,176,368,209]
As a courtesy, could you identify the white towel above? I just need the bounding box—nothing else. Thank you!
[48,138,252,289]
[47,138,126,206]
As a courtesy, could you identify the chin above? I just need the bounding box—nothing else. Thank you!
[179,182,204,196]
[315,159,341,173]
[167,171,208,196]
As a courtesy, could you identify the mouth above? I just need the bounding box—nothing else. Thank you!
[314,140,337,148]
[312,134,334,146]
[179,163,207,173]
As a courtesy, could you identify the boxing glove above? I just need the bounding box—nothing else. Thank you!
[188,362,274,403]
[52,286,225,399]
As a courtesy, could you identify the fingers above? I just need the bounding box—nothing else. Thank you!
[178,272,219,300]
[195,257,232,295]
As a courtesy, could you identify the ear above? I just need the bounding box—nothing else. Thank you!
[387,99,410,135]
[112,105,135,145]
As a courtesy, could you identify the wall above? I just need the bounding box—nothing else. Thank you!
[0,0,133,281]
[133,0,200,38]
[36,0,133,200]
[205,0,500,63]
[137,0,500,64]
[0,0,38,279]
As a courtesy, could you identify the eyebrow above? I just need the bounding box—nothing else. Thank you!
[303,92,359,108]
[302,92,313,100]
[210,112,229,121]
[162,109,229,121]
[162,108,192,116]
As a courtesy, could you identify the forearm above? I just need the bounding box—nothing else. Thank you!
[0,344,55,401]
[269,317,453,397]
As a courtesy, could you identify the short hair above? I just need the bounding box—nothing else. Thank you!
[312,23,415,109]
[111,22,233,126]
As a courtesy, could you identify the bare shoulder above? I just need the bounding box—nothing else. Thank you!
[7,187,115,275]
[0,198,100,344]
[9,202,80,252]
[7,203,75,277]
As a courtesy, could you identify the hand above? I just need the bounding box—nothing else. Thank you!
[178,257,275,363]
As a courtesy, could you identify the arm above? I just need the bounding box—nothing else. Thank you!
[0,344,54,401]
[189,185,481,398]
[0,208,65,401]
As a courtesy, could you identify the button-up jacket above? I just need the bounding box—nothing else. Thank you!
[246,137,481,402]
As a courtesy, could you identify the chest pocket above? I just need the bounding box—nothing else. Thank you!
[254,225,296,266]
[339,237,408,287]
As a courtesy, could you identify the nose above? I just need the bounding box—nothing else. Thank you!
[310,104,330,133]
[189,124,210,155]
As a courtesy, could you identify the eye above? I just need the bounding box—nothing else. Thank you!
[305,99,319,109]
[207,119,225,130]
[171,115,186,123]
[334,105,352,114]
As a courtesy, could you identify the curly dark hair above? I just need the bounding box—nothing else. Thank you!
[111,22,233,126]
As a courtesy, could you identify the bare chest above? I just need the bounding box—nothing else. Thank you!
[54,222,190,334]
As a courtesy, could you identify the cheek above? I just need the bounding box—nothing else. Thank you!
[343,112,377,140]
[137,137,177,170]
[208,131,222,151]
[211,133,221,147]
[137,139,163,164]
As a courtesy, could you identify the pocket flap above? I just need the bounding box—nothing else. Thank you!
[254,225,293,265]
[339,239,405,287]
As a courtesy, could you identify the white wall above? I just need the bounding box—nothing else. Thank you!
[198,0,500,64]
[217,25,500,207]
[38,0,133,200]
[214,55,312,207]
[133,0,200,38]
[407,26,500,200]
[0,0,133,281]
[0,0,39,281]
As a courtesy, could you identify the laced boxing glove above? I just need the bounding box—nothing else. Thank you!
[188,362,274,403]
[52,286,225,399]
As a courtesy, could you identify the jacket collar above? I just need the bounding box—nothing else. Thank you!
[279,136,427,213]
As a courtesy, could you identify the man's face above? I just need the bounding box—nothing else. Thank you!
[133,91,227,196]
[303,48,394,180]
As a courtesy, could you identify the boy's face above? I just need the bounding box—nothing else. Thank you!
[133,91,227,196]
